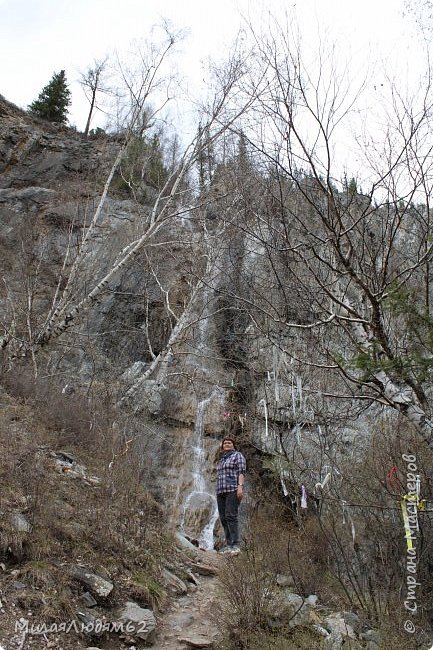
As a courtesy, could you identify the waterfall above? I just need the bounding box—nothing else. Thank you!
[190,397,210,493]
[180,390,221,550]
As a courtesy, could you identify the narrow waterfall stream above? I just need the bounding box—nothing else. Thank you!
[180,392,220,550]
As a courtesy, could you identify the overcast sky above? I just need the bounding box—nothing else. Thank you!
[0,0,424,133]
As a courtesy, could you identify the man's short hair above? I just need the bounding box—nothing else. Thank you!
[221,436,236,449]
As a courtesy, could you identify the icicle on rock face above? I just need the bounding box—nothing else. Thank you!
[180,390,221,550]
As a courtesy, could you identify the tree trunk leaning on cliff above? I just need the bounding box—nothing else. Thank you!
[0,41,253,361]
[36,150,192,347]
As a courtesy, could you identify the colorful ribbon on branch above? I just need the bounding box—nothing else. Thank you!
[223,411,247,428]
[387,464,400,490]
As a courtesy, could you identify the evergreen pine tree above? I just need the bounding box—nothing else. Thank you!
[29,70,71,124]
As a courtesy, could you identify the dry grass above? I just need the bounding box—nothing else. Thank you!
[215,627,327,650]
[128,570,167,611]
[0,375,174,645]
[214,505,293,647]
[214,431,433,649]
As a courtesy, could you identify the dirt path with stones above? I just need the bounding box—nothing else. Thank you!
[153,550,223,650]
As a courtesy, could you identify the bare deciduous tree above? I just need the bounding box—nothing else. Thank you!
[210,18,433,449]
[0,27,254,394]
[79,56,112,137]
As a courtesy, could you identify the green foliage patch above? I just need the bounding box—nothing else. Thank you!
[28,70,71,124]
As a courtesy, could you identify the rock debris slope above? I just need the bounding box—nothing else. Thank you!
[153,550,221,650]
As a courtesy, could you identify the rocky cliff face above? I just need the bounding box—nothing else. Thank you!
[0,94,108,187]
[2,95,432,650]
[0,97,237,542]
[0,95,370,541]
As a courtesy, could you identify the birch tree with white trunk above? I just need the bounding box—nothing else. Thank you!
[0,29,252,391]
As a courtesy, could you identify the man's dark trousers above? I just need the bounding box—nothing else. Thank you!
[217,491,239,546]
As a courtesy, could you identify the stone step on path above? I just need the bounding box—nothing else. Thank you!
[152,551,222,650]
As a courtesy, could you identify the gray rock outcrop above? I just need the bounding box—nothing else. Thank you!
[69,566,113,598]
[116,601,156,643]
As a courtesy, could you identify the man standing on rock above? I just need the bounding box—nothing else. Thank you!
[216,436,246,555]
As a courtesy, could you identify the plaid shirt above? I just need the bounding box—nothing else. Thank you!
[216,450,246,494]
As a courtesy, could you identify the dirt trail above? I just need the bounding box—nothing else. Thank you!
[153,550,223,650]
